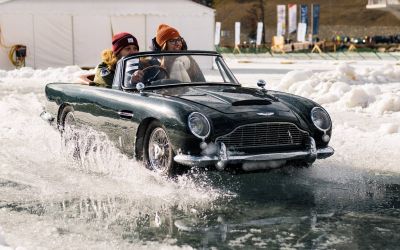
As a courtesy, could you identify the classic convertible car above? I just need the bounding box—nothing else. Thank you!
[41,50,334,175]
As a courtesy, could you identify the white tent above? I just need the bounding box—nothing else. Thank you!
[0,0,215,69]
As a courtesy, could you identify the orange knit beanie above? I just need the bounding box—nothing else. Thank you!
[156,24,181,47]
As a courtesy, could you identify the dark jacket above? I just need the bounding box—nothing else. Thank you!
[93,62,114,88]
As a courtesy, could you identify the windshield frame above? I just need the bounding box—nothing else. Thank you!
[114,50,240,91]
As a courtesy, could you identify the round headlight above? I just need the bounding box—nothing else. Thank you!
[311,107,331,131]
[188,112,210,139]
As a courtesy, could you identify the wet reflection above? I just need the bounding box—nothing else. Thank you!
[1,165,400,249]
[3,165,395,248]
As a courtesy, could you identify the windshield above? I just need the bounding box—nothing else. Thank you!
[119,52,239,89]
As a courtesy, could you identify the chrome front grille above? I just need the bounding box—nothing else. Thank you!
[215,122,309,150]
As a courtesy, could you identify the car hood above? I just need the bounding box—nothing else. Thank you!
[154,85,292,114]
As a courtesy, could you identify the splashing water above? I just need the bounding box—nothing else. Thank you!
[0,77,232,248]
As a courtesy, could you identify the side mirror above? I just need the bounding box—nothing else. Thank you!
[257,79,266,89]
[136,82,145,93]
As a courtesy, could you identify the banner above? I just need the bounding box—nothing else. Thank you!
[312,4,320,35]
[276,5,286,36]
[214,22,221,46]
[288,4,297,34]
[256,22,263,46]
[234,22,240,46]
[297,23,307,42]
[300,4,308,34]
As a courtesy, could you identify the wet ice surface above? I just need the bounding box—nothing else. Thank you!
[1,60,400,249]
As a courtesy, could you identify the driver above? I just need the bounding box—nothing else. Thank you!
[156,24,205,83]
[94,32,143,88]
[133,24,205,84]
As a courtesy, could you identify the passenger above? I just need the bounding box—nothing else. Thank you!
[155,24,187,52]
[93,32,143,88]
[144,24,204,83]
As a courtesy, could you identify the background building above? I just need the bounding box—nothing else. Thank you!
[214,0,400,47]
[0,0,215,69]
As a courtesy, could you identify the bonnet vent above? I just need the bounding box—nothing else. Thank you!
[232,99,271,106]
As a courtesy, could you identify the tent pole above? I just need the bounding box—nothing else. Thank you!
[32,14,36,69]
[71,15,75,65]
[144,14,147,51]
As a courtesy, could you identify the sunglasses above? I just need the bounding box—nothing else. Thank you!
[167,37,183,45]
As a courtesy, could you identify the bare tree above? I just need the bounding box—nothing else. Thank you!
[243,0,266,44]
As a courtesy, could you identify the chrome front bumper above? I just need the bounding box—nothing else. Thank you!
[174,137,334,168]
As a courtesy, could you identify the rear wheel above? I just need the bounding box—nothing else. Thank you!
[60,106,80,158]
[143,121,175,176]
[60,106,77,134]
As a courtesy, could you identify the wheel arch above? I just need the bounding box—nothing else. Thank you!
[57,103,73,129]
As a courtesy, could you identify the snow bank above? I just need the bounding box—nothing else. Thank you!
[0,226,12,250]
[0,66,93,83]
[276,63,400,115]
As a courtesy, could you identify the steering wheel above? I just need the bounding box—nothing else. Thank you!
[142,65,169,85]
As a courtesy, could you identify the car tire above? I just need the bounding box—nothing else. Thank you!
[60,106,75,131]
[143,120,176,176]
[60,106,80,158]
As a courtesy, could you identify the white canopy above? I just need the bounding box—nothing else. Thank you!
[0,0,215,69]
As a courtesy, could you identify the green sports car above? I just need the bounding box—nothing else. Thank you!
[41,50,334,175]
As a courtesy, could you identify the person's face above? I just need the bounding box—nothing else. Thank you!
[118,45,139,58]
[166,37,183,51]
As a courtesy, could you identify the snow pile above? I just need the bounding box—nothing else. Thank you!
[0,226,12,250]
[0,66,93,83]
[379,123,399,134]
[276,63,400,115]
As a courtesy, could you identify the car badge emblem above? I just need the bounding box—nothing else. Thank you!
[257,112,274,116]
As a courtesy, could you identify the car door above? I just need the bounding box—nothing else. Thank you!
[72,86,141,158]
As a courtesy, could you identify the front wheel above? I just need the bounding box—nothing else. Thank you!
[143,121,175,176]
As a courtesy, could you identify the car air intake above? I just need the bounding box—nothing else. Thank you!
[231,99,271,106]
[215,122,309,150]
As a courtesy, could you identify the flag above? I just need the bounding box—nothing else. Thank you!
[214,22,221,46]
[277,5,286,36]
[300,4,308,24]
[235,22,241,45]
[312,4,320,35]
[256,22,263,45]
[288,4,297,34]
[297,23,307,42]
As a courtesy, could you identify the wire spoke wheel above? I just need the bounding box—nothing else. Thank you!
[143,121,175,176]
[148,127,171,173]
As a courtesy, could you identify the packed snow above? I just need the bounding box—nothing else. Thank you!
[1,55,400,249]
